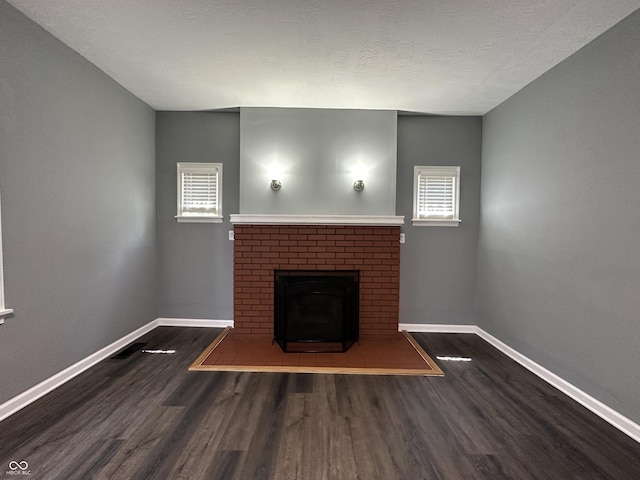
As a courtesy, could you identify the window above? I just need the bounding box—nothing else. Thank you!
[412,166,461,227]
[176,163,223,223]
[0,192,13,322]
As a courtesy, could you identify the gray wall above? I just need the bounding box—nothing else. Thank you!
[397,116,482,325]
[478,10,640,423]
[240,108,397,215]
[0,1,156,404]
[156,113,481,324]
[156,112,239,320]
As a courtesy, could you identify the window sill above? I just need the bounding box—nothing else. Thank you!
[412,219,461,227]
[0,308,13,323]
[175,216,223,224]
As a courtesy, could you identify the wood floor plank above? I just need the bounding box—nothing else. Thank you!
[216,373,281,453]
[227,373,292,479]
[1,327,639,479]
[301,374,360,480]
[57,438,124,480]
[272,391,307,480]
[338,375,411,479]
[94,406,185,480]
[202,450,243,480]
[170,374,254,480]
[131,374,227,480]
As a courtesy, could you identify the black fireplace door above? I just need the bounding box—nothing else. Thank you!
[274,271,359,352]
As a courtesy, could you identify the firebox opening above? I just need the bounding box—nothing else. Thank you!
[274,270,359,353]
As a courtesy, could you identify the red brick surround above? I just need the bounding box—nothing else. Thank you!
[233,225,400,336]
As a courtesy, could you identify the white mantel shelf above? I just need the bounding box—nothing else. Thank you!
[230,214,405,226]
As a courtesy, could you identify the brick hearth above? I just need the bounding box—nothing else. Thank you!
[233,224,400,336]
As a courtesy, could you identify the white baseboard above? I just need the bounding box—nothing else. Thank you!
[475,326,640,444]
[0,318,159,423]
[156,318,234,328]
[399,323,476,333]
[399,322,640,443]
[2,319,638,445]
[0,318,232,422]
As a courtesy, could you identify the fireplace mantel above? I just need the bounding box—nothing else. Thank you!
[230,214,405,226]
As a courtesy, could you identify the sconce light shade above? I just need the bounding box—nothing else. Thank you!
[271,179,282,191]
[353,179,365,192]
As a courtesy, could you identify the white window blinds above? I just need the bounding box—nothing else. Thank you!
[413,166,461,226]
[176,163,223,222]
[182,171,218,214]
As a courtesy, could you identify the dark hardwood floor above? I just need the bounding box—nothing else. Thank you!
[1,327,639,479]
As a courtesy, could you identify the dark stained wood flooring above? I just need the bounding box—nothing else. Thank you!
[1,327,639,479]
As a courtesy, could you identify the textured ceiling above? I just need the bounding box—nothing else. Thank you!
[7,0,640,114]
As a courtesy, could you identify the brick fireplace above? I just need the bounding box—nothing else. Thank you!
[233,223,401,337]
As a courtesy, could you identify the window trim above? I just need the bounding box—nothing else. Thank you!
[175,162,223,223]
[0,192,13,322]
[412,165,461,227]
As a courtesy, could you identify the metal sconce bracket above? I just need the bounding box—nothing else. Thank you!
[271,179,282,191]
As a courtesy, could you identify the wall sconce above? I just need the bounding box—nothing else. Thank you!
[353,179,365,192]
[270,179,282,191]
